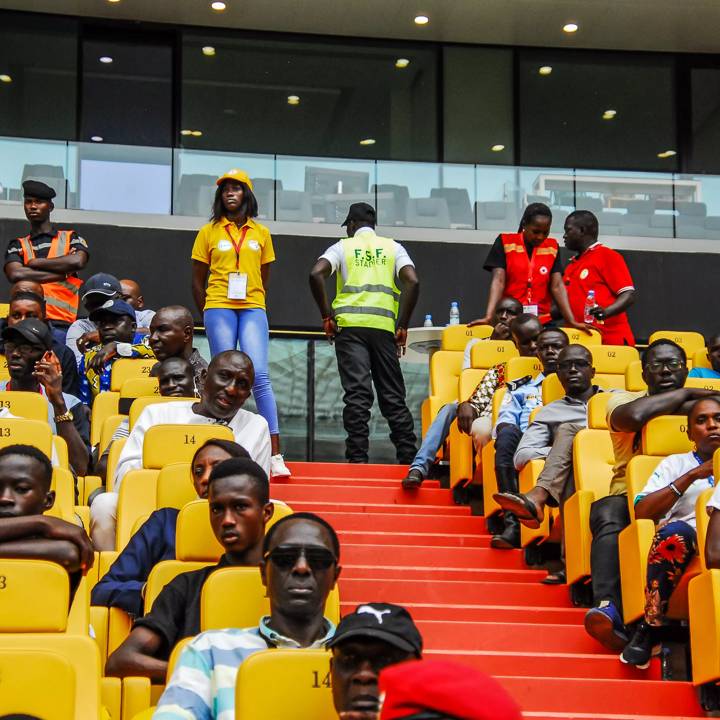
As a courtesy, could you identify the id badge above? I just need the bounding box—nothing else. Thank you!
[523,304,539,316]
[227,272,248,300]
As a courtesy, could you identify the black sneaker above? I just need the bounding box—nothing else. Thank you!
[402,468,424,489]
[620,621,661,670]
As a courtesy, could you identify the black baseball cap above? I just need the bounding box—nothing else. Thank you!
[327,603,423,657]
[2,319,53,351]
[89,298,136,321]
[341,202,376,228]
[80,273,122,302]
[22,180,56,200]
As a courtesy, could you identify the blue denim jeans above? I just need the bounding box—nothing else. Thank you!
[204,307,279,435]
[410,401,458,477]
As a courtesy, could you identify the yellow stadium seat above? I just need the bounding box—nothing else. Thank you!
[470,340,518,369]
[45,466,76,523]
[587,393,611,429]
[542,372,624,405]
[235,649,336,720]
[693,347,712,370]
[625,360,647,392]
[0,416,53,456]
[686,376,720,391]
[518,459,557,549]
[0,389,49,421]
[120,376,160,400]
[54,434,69,470]
[447,368,485,488]
[559,327,602,346]
[156,462,196,510]
[116,469,159,551]
[441,323,493,350]
[590,345,640,375]
[99,414,125,456]
[0,303,8,317]
[144,560,212,613]
[506,355,543,380]
[625,455,663,521]
[122,677,154,720]
[689,568,720,685]
[642,415,693,456]
[565,429,615,587]
[142,424,234,469]
[91,390,120,448]
[128,396,197,429]
[110,357,157,392]
[201,567,340,630]
[481,439,500,520]
[424,350,463,434]
[106,438,126,492]
[0,355,7,382]
[649,330,705,354]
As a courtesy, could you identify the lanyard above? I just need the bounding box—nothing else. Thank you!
[693,451,715,487]
[225,224,250,272]
[526,244,537,304]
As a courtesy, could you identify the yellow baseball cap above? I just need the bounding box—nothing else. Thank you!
[216,169,253,191]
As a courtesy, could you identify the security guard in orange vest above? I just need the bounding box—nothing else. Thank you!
[309,202,419,464]
[469,203,587,333]
[4,181,89,337]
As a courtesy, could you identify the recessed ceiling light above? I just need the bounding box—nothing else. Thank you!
[395,58,411,69]
[602,109,617,120]
[107,0,121,3]
[202,46,216,56]
[491,144,505,152]
[287,95,300,105]
[180,129,193,136]
[191,130,203,137]
[0,74,11,83]
[538,66,553,76]
[414,14,429,25]
[657,150,677,159]
[90,136,103,142]
[359,138,376,146]
[211,1,226,10]
[563,22,579,33]
[99,56,113,64]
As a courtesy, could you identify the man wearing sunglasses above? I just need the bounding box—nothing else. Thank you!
[155,511,340,720]
[584,339,720,651]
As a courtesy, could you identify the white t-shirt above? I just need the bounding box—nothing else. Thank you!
[319,228,414,282]
[114,401,271,488]
[636,450,715,529]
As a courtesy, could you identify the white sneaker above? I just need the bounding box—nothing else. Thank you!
[270,454,291,478]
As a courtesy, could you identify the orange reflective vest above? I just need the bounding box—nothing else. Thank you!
[501,233,558,322]
[18,230,82,324]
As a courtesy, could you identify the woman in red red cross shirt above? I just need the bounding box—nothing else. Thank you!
[563,210,636,346]
[470,203,587,333]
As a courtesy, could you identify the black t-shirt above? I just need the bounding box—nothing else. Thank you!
[133,555,234,660]
[483,235,563,274]
[5,227,89,266]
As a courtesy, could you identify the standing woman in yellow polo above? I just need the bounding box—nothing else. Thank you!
[191,169,289,477]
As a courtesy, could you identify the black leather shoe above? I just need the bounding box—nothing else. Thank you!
[490,512,520,549]
[402,469,424,489]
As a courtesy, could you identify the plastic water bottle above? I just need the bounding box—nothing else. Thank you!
[584,290,596,324]
[449,302,460,326]
[423,314,433,328]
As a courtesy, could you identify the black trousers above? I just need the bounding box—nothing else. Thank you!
[589,494,631,610]
[334,326,417,464]
[495,423,523,470]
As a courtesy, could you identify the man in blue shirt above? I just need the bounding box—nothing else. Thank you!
[490,327,569,549]
[688,333,720,380]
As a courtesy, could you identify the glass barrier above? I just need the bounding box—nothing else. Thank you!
[674,173,720,240]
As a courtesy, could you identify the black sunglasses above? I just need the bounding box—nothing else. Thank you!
[264,545,337,571]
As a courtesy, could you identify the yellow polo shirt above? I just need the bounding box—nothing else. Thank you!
[191,217,275,310]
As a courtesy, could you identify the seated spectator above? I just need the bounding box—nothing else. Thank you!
[402,297,524,489]
[119,278,155,334]
[329,603,422,720]
[90,350,271,550]
[8,280,66,347]
[154,512,340,719]
[147,306,208,391]
[79,298,155,406]
[91,439,250,616]
[489,327,569,549]
[1,320,90,476]
[688,333,720,380]
[619,397,720,668]
[379,659,522,720]
[0,444,94,588]
[105,456,272,681]
[584,339,719,651]
[2,290,80,396]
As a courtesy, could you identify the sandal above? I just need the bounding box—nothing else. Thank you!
[492,491,543,529]
[541,569,567,585]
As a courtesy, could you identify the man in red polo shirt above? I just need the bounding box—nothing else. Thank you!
[563,210,636,346]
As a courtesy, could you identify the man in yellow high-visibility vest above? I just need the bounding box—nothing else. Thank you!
[310,203,419,464]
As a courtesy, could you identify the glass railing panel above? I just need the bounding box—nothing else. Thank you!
[66,142,173,215]
[673,173,720,241]
[515,166,575,237]
[0,136,70,208]
[376,160,475,229]
[275,155,376,225]
[172,148,275,220]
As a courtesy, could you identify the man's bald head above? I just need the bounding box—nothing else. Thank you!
[120,279,145,310]
[148,305,196,361]
[11,280,44,299]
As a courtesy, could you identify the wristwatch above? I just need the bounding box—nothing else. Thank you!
[54,410,74,423]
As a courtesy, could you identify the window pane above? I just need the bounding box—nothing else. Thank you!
[181,34,438,161]
[81,37,172,147]
[0,14,77,140]
[518,51,677,171]
[690,67,720,173]
[443,47,513,164]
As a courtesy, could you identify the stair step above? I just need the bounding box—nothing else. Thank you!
[271,483,457,506]
[280,500,471,515]
[287,461,408,479]
[275,475,440,488]
[315,511,486,533]
[338,530,492,547]
[342,565,547,583]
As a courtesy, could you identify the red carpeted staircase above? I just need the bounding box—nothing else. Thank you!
[273,462,706,719]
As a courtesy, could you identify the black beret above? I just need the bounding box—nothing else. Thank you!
[22,180,56,200]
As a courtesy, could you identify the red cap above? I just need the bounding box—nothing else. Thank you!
[379,659,522,720]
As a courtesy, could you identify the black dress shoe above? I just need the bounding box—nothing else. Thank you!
[402,469,424,489]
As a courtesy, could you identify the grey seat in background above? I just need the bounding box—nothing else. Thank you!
[373,184,410,226]
[253,178,283,221]
[550,208,568,237]
[620,199,655,237]
[405,197,451,229]
[475,201,516,231]
[22,164,67,207]
[276,190,313,222]
[705,216,720,240]
[597,210,623,236]
[676,201,707,239]
[175,174,216,217]
[648,213,674,238]
[430,188,474,228]
[576,197,603,214]
[526,194,551,206]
